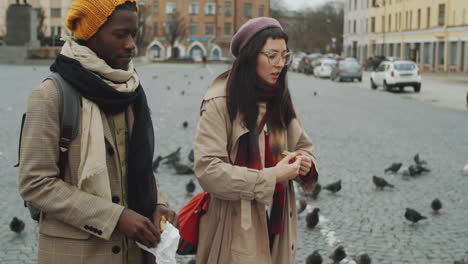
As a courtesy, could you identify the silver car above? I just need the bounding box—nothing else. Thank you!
[331,59,363,82]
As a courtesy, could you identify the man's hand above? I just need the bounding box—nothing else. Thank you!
[152,204,179,235]
[117,208,158,248]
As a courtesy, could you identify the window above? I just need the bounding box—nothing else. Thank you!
[153,23,158,36]
[51,8,61,18]
[153,1,158,14]
[427,7,431,28]
[371,17,375,32]
[381,16,385,32]
[166,1,176,14]
[463,9,466,24]
[409,10,413,29]
[388,14,391,31]
[244,3,252,18]
[372,0,378,8]
[353,20,357,33]
[354,0,357,10]
[205,2,216,15]
[224,22,232,35]
[417,9,421,29]
[405,11,408,29]
[189,2,199,15]
[205,23,215,35]
[189,22,199,36]
[259,5,265,16]
[438,4,445,26]
[225,2,232,16]
[50,26,61,36]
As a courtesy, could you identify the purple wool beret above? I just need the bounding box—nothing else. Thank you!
[230,17,284,57]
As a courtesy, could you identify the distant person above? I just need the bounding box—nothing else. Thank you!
[18,0,177,263]
[193,17,319,263]
[202,55,207,67]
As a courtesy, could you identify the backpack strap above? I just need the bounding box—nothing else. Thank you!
[45,73,81,179]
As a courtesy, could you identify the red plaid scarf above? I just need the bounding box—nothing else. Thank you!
[234,77,317,235]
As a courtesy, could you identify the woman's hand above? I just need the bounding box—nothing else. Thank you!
[275,152,302,182]
[298,155,312,176]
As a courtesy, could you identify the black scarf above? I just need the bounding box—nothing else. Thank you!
[51,54,157,219]
[255,75,279,102]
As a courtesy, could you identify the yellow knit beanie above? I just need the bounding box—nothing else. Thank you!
[65,0,137,41]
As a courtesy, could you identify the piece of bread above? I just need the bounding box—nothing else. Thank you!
[160,216,167,232]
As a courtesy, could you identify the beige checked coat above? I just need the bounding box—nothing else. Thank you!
[18,79,165,264]
[194,75,318,264]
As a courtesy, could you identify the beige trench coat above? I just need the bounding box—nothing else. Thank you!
[194,75,318,264]
[18,80,166,264]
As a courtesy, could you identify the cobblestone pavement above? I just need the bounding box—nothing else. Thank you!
[1,63,468,264]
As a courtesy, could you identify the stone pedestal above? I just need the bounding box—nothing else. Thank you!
[4,4,39,47]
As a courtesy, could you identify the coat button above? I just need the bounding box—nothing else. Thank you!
[107,146,114,155]
[112,246,120,254]
[112,196,120,203]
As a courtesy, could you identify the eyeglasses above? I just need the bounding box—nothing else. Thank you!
[260,51,293,66]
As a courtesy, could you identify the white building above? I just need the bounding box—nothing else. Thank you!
[343,0,370,64]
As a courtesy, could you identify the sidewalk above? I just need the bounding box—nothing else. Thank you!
[351,72,468,111]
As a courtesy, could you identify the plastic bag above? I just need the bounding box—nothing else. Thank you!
[136,222,180,264]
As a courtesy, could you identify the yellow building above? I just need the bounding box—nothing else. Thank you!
[368,0,468,72]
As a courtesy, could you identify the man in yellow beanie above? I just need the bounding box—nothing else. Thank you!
[18,1,178,263]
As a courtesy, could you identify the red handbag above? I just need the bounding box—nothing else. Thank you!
[176,192,211,255]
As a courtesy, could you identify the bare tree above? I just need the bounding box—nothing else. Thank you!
[271,0,344,54]
[164,11,187,59]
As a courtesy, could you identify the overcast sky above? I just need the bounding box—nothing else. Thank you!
[282,0,337,10]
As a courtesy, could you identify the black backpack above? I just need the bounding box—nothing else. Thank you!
[15,72,81,221]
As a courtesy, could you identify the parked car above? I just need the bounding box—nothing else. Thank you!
[290,52,306,72]
[313,59,337,78]
[331,60,363,82]
[298,53,321,74]
[370,60,421,92]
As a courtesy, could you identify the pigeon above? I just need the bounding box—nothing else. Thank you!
[184,74,188,78]
[163,147,181,165]
[329,245,346,264]
[354,253,372,264]
[166,85,171,90]
[152,75,158,79]
[186,179,196,195]
[182,121,189,129]
[372,175,394,189]
[311,183,321,200]
[306,208,320,229]
[296,199,307,214]
[9,217,25,234]
[384,162,402,173]
[313,91,318,96]
[181,90,185,95]
[172,161,194,175]
[413,153,427,166]
[323,180,341,194]
[408,164,430,176]
[188,149,194,163]
[152,155,163,172]
[306,250,323,264]
[431,198,442,214]
[200,75,204,80]
[404,208,427,224]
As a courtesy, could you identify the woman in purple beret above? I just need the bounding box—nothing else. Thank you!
[193,17,319,263]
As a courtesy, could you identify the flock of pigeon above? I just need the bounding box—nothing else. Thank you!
[296,153,466,264]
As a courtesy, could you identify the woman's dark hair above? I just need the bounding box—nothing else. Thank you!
[226,27,296,132]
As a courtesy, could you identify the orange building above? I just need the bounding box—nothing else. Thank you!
[141,0,270,61]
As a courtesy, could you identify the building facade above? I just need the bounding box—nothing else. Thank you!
[0,0,72,45]
[142,0,270,61]
[343,0,370,64]
[344,0,468,72]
